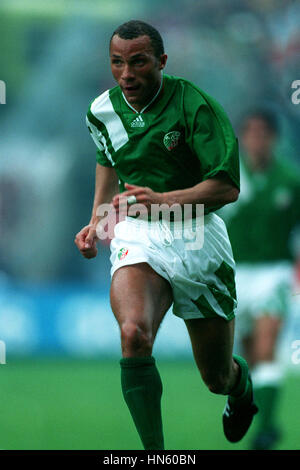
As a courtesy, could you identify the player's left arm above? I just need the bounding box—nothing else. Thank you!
[161,172,239,208]
[112,173,239,212]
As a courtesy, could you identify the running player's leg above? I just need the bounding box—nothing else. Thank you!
[250,315,283,449]
[185,317,238,394]
[110,262,173,450]
[185,317,258,442]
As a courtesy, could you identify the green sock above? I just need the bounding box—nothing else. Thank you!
[229,354,252,406]
[120,356,164,450]
[254,385,280,431]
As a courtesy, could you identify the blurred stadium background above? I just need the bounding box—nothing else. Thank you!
[0,0,300,450]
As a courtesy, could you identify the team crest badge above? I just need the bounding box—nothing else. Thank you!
[118,247,129,260]
[163,131,181,151]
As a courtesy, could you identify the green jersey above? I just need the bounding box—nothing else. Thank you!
[86,73,239,214]
[220,155,300,262]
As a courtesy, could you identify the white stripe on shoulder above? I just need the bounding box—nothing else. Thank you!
[86,116,114,166]
[91,90,129,152]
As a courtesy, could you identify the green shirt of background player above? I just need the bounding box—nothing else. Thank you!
[224,111,300,263]
[74,20,258,450]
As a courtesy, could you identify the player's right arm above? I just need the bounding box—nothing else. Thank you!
[74,163,119,259]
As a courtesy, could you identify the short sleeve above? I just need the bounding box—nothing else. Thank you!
[86,114,113,168]
[184,85,240,190]
[95,149,113,167]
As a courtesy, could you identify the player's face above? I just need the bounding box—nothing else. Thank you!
[242,118,276,164]
[110,35,167,112]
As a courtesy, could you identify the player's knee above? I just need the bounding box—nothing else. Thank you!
[120,321,153,356]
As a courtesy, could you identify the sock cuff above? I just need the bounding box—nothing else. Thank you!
[230,354,249,398]
[251,362,283,388]
[120,356,156,368]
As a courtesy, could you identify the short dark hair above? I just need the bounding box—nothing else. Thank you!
[240,108,279,135]
[110,20,164,59]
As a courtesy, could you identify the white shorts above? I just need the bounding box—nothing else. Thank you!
[234,262,292,337]
[110,213,237,321]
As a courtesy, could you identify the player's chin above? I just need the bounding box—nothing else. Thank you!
[123,88,143,103]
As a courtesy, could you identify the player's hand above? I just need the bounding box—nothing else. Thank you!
[74,224,99,259]
[112,183,164,215]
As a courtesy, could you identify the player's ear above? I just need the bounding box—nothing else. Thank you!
[159,54,168,70]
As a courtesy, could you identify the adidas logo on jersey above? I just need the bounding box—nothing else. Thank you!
[130,115,145,128]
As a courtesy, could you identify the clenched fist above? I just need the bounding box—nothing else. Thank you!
[74,224,99,259]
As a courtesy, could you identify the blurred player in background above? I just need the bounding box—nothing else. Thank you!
[220,109,300,449]
[75,20,258,450]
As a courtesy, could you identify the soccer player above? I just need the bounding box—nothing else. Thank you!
[74,20,258,450]
[220,110,300,449]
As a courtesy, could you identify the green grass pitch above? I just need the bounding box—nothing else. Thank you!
[0,358,299,450]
